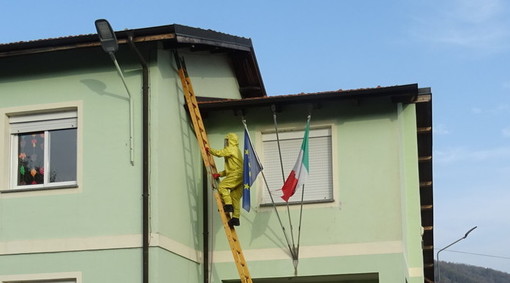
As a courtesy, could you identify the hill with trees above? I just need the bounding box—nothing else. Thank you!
[436,261,510,283]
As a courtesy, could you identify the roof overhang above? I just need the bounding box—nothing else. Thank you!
[198,83,421,111]
[0,24,266,98]
[415,87,434,283]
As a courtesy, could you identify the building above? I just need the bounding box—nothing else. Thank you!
[0,23,433,282]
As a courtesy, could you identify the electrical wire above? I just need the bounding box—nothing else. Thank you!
[444,250,510,260]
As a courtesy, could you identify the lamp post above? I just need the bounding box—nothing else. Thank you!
[436,226,477,282]
[95,19,135,166]
[94,19,150,283]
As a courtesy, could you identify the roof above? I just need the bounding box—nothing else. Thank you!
[198,84,421,110]
[0,24,266,98]
[198,84,435,282]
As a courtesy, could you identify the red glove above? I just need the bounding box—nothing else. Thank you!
[212,173,221,179]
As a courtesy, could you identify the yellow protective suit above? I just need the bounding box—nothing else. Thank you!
[209,133,243,219]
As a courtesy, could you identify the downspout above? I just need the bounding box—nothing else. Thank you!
[203,165,210,283]
[127,35,150,283]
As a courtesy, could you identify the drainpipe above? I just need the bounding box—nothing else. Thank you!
[203,165,210,283]
[127,35,150,283]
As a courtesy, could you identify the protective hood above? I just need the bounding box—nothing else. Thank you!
[226,133,239,146]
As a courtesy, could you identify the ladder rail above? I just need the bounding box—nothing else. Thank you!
[174,52,253,283]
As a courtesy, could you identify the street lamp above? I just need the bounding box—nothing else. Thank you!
[436,226,477,282]
[95,19,118,54]
[95,19,135,165]
[94,19,150,283]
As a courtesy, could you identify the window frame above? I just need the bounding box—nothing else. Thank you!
[0,272,81,283]
[3,280,76,283]
[10,111,78,190]
[259,125,335,206]
[0,102,82,193]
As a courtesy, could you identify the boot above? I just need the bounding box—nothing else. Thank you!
[224,204,234,213]
[228,217,240,227]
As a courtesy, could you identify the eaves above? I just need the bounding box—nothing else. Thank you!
[198,83,421,113]
[0,24,266,98]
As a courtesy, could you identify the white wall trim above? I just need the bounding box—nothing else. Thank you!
[213,240,404,263]
[0,271,82,282]
[0,234,140,255]
[408,267,424,278]
[0,235,408,269]
[0,233,202,264]
[150,233,202,263]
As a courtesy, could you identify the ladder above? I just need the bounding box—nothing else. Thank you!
[173,51,253,283]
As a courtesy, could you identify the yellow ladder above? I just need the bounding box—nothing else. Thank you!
[174,51,253,283]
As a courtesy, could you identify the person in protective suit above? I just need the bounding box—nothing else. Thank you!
[208,133,243,227]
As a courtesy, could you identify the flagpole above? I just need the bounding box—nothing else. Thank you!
[242,117,296,260]
[294,182,305,276]
[260,172,297,260]
[270,105,287,184]
[294,114,311,275]
[242,119,263,168]
[271,106,297,255]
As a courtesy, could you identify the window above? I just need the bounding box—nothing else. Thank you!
[261,127,333,205]
[9,110,77,190]
[4,280,75,283]
[0,272,80,283]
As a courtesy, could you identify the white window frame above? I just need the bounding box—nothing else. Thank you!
[3,280,75,283]
[9,111,77,190]
[0,272,81,283]
[0,103,81,193]
[260,126,334,205]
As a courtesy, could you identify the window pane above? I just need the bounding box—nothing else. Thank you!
[17,132,45,185]
[49,128,77,183]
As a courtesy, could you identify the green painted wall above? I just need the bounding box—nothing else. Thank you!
[205,101,403,247]
[151,247,202,283]
[0,249,141,282]
[203,99,424,282]
[0,47,144,240]
[397,103,424,282]
[0,46,147,280]
[0,42,424,282]
[0,43,246,281]
[148,48,245,280]
[214,253,406,282]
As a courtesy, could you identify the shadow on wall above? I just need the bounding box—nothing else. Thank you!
[81,79,129,101]
[249,209,292,257]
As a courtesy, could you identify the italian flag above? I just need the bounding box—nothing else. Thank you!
[281,117,310,202]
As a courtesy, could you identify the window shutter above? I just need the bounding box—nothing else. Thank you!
[10,111,77,133]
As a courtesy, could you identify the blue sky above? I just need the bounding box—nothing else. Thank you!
[2,0,510,274]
